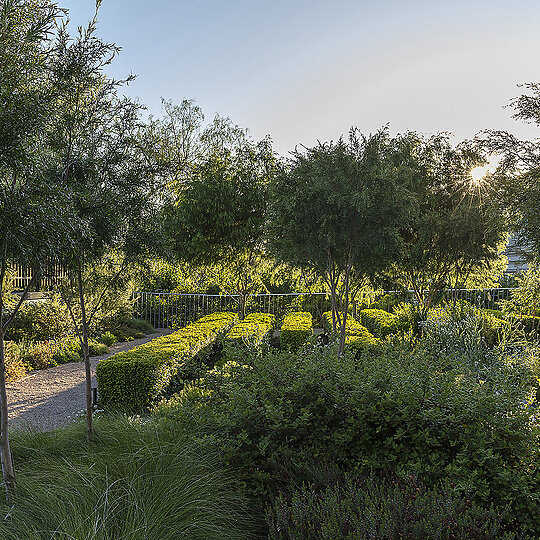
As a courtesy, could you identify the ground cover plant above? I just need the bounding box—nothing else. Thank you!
[0,416,252,540]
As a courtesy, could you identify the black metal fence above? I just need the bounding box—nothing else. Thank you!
[133,288,514,329]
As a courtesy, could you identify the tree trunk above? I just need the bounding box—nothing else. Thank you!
[338,262,352,355]
[0,329,15,497]
[77,262,93,441]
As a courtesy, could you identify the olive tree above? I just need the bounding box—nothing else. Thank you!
[165,138,277,317]
[390,133,507,311]
[49,14,159,440]
[268,128,407,353]
[0,0,72,493]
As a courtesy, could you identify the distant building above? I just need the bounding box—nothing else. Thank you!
[504,236,530,274]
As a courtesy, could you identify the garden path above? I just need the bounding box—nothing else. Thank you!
[7,330,173,432]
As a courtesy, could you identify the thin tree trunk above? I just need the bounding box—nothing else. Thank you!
[338,261,352,355]
[77,261,93,441]
[0,329,15,497]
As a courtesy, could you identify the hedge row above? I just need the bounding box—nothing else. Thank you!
[359,308,405,338]
[321,311,377,349]
[280,311,313,351]
[224,313,276,350]
[96,312,238,413]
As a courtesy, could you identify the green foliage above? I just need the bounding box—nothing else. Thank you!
[5,296,72,342]
[268,129,408,353]
[156,342,540,533]
[321,311,377,349]
[391,132,507,309]
[280,312,313,351]
[267,475,512,540]
[0,416,252,539]
[98,331,117,346]
[223,313,275,360]
[359,308,405,338]
[97,312,238,413]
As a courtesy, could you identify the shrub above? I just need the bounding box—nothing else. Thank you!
[17,340,57,371]
[359,308,404,337]
[99,331,117,346]
[267,474,511,540]
[4,341,26,381]
[5,296,72,342]
[156,343,540,533]
[223,313,275,359]
[97,312,238,413]
[321,311,377,349]
[280,312,312,351]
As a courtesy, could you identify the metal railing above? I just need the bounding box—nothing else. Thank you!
[133,288,515,329]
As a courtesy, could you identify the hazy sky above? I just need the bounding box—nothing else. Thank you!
[60,0,540,157]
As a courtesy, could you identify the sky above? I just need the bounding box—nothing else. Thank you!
[59,0,540,158]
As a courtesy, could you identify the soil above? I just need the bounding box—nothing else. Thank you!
[7,330,173,432]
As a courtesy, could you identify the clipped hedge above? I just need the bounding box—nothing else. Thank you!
[96,312,238,413]
[280,312,313,351]
[322,311,377,349]
[359,308,406,338]
[224,313,276,350]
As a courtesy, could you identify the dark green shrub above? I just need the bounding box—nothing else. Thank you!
[480,313,510,347]
[280,312,312,351]
[267,474,512,540]
[50,338,108,365]
[97,312,238,413]
[156,343,540,533]
[359,308,404,337]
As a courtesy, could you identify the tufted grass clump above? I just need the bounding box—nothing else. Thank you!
[0,416,252,540]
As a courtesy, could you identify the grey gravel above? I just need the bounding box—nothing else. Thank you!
[7,330,173,432]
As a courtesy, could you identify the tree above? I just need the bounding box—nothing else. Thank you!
[268,128,407,353]
[49,14,159,440]
[140,98,248,187]
[165,138,277,317]
[0,0,71,493]
[388,133,507,311]
[481,83,540,258]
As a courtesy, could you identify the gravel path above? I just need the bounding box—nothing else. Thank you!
[7,330,173,432]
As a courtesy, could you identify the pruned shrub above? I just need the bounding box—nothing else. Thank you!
[222,313,275,360]
[359,308,404,337]
[97,312,238,413]
[321,311,377,349]
[280,312,312,351]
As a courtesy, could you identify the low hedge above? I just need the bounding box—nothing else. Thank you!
[96,312,238,413]
[322,311,377,349]
[359,308,406,338]
[224,313,276,350]
[280,312,313,351]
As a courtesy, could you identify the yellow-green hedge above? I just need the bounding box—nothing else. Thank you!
[280,311,313,351]
[223,313,275,357]
[322,311,377,349]
[96,312,238,413]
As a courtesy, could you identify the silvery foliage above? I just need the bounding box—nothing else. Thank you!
[422,305,485,368]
